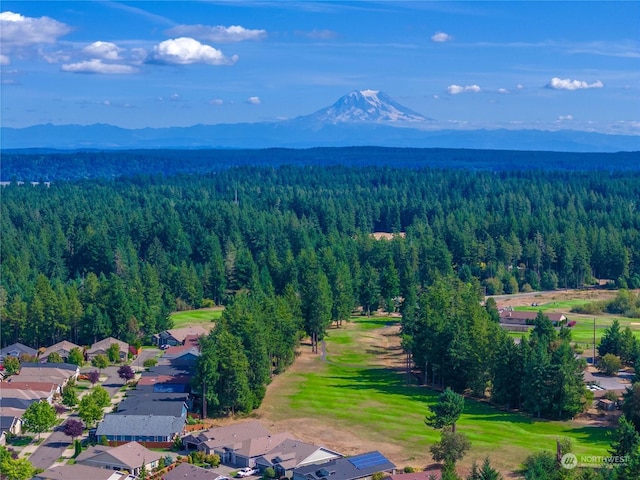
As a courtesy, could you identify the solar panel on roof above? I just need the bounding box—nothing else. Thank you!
[348,452,389,470]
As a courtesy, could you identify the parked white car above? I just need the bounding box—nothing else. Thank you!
[237,468,258,477]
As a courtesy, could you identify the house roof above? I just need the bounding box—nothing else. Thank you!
[162,326,208,343]
[0,342,38,359]
[0,397,36,411]
[0,416,19,433]
[187,420,270,448]
[2,381,58,392]
[15,363,78,385]
[293,451,395,480]
[498,310,566,322]
[34,464,128,480]
[40,340,82,358]
[164,345,201,358]
[162,462,220,480]
[230,432,291,459]
[77,441,163,469]
[257,438,342,471]
[116,393,188,416]
[21,362,79,372]
[96,414,186,438]
[137,374,192,386]
[88,337,129,354]
[385,470,442,480]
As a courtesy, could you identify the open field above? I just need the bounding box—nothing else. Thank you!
[169,307,223,329]
[500,289,640,345]
[256,312,613,476]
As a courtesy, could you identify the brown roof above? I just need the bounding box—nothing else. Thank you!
[499,311,566,322]
[195,420,271,448]
[163,462,220,480]
[88,337,129,354]
[40,340,82,358]
[77,441,162,469]
[34,464,127,480]
[1,381,58,392]
[232,432,291,458]
[137,374,191,386]
[164,326,208,343]
[386,470,442,480]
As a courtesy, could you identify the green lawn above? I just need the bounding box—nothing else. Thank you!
[170,308,223,328]
[266,317,612,474]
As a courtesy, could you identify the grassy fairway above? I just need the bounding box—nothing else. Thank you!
[261,317,612,474]
[170,307,223,328]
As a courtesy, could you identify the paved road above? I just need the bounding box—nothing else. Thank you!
[27,416,76,470]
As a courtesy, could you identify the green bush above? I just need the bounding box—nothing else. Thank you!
[143,358,158,368]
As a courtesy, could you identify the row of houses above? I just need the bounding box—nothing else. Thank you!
[0,337,131,365]
[93,328,208,447]
[0,362,80,443]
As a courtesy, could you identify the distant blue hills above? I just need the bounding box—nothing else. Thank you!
[2,90,639,152]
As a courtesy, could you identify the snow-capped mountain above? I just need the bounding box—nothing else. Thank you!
[298,89,432,125]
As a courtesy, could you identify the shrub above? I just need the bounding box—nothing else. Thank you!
[205,454,220,467]
[597,354,622,376]
[403,467,416,473]
[263,467,276,479]
[143,358,158,368]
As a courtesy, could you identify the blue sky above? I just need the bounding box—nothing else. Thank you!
[1,1,639,135]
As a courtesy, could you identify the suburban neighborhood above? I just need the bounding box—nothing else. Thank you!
[0,326,401,480]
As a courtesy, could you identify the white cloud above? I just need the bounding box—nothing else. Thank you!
[447,84,481,95]
[61,59,138,74]
[209,98,224,105]
[151,37,238,65]
[546,77,604,90]
[246,96,261,105]
[433,94,440,100]
[516,84,524,90]
[0,11,70,47]
[82,41,123,61]
[557,115,574,121]
[497,88,510,94]
[431,31,453,43]
[170,93,181,101]
[0,54,9,65]
[165,24,266,43]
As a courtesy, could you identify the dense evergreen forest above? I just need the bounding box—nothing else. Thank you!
[2,147,640,182]
[2,153,640,416]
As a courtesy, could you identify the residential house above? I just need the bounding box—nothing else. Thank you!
[255,438,343,478]
[0,414,22,437]
[384,469,442,480]
[0,343,38,363]
[498,310,567,326]
[292,451,396,480]
[76,441,162,475]
[162,346,200,366]
[136,374,191,394]
[87,337,130,362]
[38,340,83,363]
[16,362,79,386]
[162,462,221,480]
[116,392,189,417]
[220,432,291,468]
[0,381,60,404]
[34,464,129,480]
[182,420,270,454]
[154,326,208,347]
[95,414,186,447]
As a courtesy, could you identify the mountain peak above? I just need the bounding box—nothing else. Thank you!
[298,89,433,125]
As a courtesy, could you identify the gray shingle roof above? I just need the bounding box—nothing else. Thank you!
[96,413,186,438]
[293,451,395,480]
[116,393,188,416]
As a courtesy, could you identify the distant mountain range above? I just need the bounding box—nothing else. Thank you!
[2,90,639,152]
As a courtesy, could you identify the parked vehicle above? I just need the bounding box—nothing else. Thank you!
[237,468,258,477]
